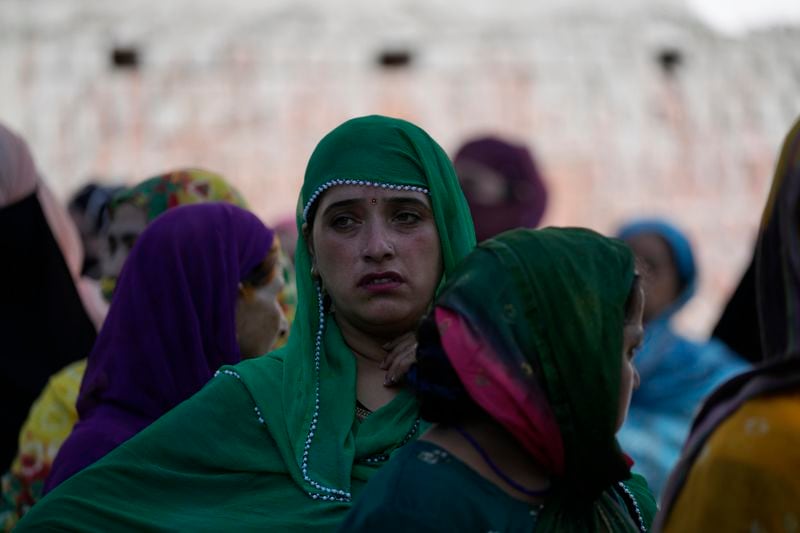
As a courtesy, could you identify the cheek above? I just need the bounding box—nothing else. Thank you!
[404,228,443,281]
[621,362,636,395]
[313,234,354,281]
[263,300,283,330]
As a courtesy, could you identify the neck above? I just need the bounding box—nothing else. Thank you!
[421,415,550,505]
[333,314,407,411]
[334,312,408,362]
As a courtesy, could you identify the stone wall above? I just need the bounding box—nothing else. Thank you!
[2,0,800,338]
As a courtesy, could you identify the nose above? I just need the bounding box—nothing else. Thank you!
[361,221,395,263]
[277,309,289,339]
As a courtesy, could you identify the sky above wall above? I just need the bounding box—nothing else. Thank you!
[687,0,800,34]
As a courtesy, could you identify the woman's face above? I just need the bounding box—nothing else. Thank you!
[624,232,680,323]
[236,273,289,359]
[308,185,443,339]
[101,203,148,279]
[617,284,645,431]
[455,159,509,207]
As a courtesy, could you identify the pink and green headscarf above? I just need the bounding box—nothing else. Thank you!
[433,227,650,531]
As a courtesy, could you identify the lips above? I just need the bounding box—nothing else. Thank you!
[358,271,405,289]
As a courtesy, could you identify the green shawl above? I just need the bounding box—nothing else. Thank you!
[434,228,654,531]
[17,115,475,531]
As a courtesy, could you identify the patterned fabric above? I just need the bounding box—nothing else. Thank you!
[615,219,747,496]
[430,228,654,531]
[16,115,476,532]
[1,360,85,531]
[109,168,247,221]
[656,116,800,530]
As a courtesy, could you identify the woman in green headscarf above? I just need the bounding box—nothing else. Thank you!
[16,115,476,531]
[342,228,656,532]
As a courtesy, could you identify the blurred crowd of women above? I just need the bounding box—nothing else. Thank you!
[1,112,797,531]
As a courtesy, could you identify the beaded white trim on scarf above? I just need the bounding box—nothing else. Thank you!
[617,481,647,532]
[215,369,265,425]
[215,369,241,380]
[302,179,430,222]
[301,282,351,502]
[214,324,350,502]
[360,419,421,464]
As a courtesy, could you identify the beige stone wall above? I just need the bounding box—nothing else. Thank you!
[2,0,800,338]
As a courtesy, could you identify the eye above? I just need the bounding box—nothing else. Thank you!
[394,211,422,225]
[331,215,357,229]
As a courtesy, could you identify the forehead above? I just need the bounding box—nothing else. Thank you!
[314,185,432,212]
[625,232,673,265]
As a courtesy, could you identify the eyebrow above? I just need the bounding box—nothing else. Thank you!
[321,198,361,217]
[384,197,432,211]
[321,196,432,217]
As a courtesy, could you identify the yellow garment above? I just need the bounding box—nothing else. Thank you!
[1,359,85,531]
[663,391,800,532]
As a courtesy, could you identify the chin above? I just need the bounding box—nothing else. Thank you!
[358,302,426,331]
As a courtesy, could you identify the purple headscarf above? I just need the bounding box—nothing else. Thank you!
[45,203,275,492]
[453,136,548,242]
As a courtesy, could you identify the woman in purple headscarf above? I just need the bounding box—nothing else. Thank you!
[453,136,548,242]
[43,203,286,493]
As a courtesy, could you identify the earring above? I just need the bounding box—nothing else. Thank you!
[310,264,319,278]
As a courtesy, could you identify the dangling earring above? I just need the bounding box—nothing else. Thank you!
[310,264,319,279]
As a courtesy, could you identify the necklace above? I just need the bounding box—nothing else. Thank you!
[355,400,373,421]
[455,426,550,498]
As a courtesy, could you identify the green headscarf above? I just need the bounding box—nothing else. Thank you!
[16,116,475,532]
[434,228,654,531]
[240,115,476,500]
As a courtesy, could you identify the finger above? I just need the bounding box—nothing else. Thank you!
[381,331,416,352]
[384,349,417,387]
[380,337,418,370]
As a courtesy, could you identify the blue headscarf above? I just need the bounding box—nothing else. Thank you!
[615,218,747,496]
[617,218,696,317]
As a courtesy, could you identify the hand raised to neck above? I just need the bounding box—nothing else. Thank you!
[334,314,411,412]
